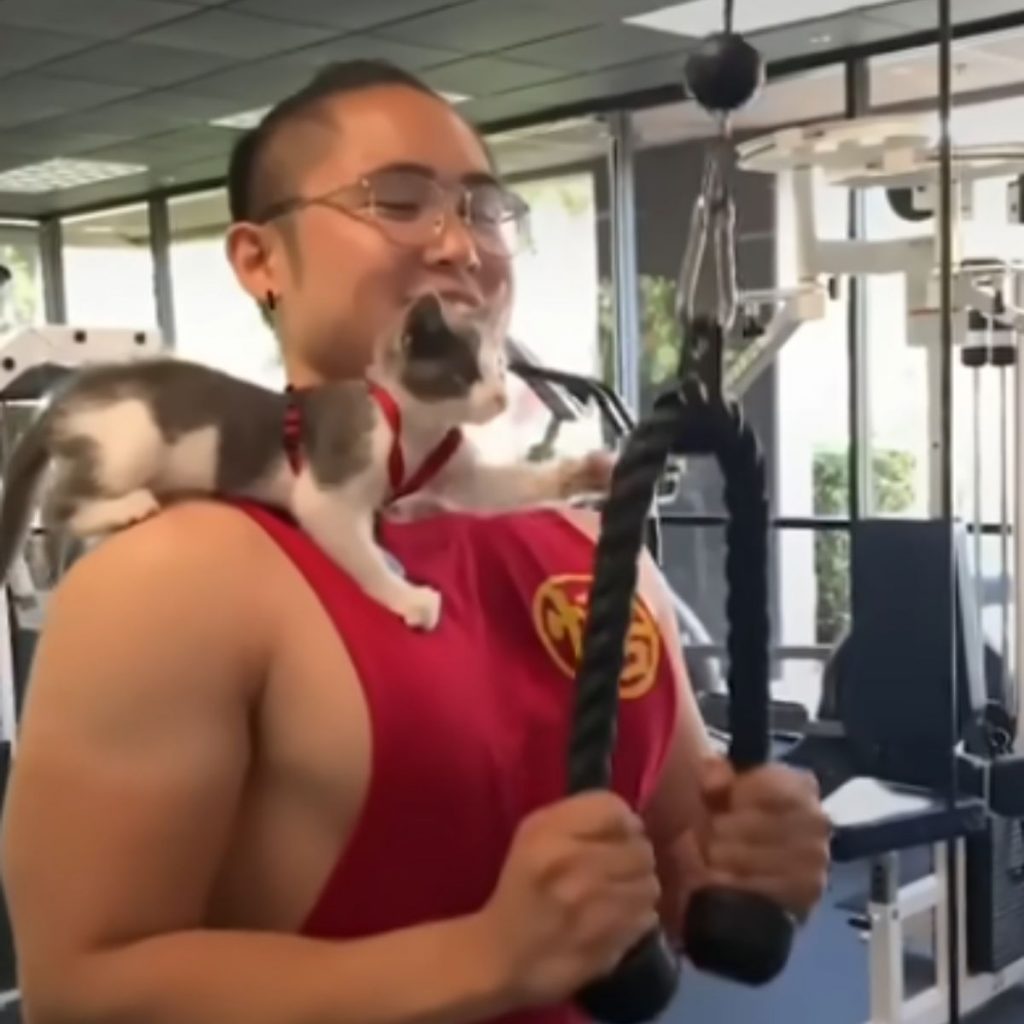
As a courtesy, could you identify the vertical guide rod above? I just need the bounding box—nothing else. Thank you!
[1017,276,1024,748]
[936,0,961,1021]
[845,56,871,523]
[608,112,642,417]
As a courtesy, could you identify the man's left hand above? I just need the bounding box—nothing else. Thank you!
[695,758,831,922]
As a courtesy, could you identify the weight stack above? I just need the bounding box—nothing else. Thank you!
[966,815,1024,973]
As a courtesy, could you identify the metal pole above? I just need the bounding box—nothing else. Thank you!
[845,57,871,522]
[148,196,176,347]
[38,217,65,324]
[937,0,960,1020]
[607,111,642,416]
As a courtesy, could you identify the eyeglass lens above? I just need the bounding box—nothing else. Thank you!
[361,169,527,256]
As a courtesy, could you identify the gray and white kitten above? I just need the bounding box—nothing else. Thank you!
[0,295,610,630]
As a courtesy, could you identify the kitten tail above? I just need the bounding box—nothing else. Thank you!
[0,411,52,584]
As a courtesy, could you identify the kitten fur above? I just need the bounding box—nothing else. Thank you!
[0,295,610,630]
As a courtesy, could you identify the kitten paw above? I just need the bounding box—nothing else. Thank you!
[385,494,455,523]
[394,585,442,631]
[559,450,617,499]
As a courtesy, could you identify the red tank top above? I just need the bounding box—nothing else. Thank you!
[237,501,678,1023]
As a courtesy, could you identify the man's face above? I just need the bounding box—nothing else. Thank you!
[230,85,515,385]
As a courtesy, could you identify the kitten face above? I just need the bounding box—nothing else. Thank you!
[391,293,509,424]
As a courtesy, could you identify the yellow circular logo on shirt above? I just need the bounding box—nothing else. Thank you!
[531,574,661,700]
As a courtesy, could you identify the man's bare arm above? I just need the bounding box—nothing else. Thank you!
[2,502,512,1024]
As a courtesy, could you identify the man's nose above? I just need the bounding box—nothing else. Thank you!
[424,209,482,271]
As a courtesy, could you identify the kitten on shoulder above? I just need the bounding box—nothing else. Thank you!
[0,295,614,630]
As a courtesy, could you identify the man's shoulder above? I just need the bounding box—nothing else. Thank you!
[53,499,275,613]
[551,505,600,541]
[30,500,279,714]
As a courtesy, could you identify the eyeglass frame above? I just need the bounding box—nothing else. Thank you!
[251,163,533,259]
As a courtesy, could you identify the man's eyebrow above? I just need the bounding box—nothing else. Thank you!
[368,162,503,187]
[461,170,502,188]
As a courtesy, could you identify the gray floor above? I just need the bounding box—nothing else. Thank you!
[664,860,1024,1024]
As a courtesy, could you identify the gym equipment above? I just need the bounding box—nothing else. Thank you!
[734,114,1024,519]
[568,8,794,1020]
[784,517,1024,1024]
[0,323,165,740]
[729,29,1024,1011]
[0,320,164,1015]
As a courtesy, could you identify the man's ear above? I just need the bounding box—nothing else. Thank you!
[225,222,278,306]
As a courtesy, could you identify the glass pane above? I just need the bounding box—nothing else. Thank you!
[775,658,831,723]
[659,523,726,646]
[471,118,612,461]
[0,223,44,328]
[62,204,158,330]
[867,34,1024,519]
[776,523,852,652]
[168,189,283,387]
[629,65,848,519]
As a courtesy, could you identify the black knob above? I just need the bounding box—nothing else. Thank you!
[683,33,765,114]
[682,887,795,986]
[576,929,680,1024]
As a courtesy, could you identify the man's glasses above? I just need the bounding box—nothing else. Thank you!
[256,167,533,259]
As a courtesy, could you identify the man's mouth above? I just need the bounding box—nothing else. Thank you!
[412,288,483,317]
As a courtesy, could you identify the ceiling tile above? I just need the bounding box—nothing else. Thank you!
[76,140,171,166]
[176,60,319,103]
[0,0,196,37]
[135,126,236,156]
[105,89,246,125]
[372,0,600,53]
[41,99,201,137]
[580,0,682,14]
[6,127,134,158]
[0,73,140,129]
[469,54,687,127]
[44,41,236,89]
[0,26,93,71]
[871,0,1023,30]
[135,8,340,59]
[282,33,462,71]
[423,57,565,96]
[501,24,688,72]
[751,12,902,63]
[232,0,470,32]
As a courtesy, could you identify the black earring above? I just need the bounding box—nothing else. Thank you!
[265,290,277,312]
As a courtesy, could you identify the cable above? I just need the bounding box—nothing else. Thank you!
[568,3,791,1018]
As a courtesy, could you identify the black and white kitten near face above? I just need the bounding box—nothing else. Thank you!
[0,294,614,630]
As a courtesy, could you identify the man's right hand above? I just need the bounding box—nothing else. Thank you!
[475,792,662,1009]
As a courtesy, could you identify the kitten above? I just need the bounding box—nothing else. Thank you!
[0,294,612,630]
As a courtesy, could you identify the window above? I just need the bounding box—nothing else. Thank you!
[167,189,282,387]
[867,39,1024,521]
[468,118,613,461]
[629,67,849,514]
[630,67,848,706]
[0,222,44,328]
[62,204,158,330]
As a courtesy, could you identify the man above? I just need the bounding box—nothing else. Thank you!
[1,61,830,1024]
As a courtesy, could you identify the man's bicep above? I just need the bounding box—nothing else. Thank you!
[2,508,262,984]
